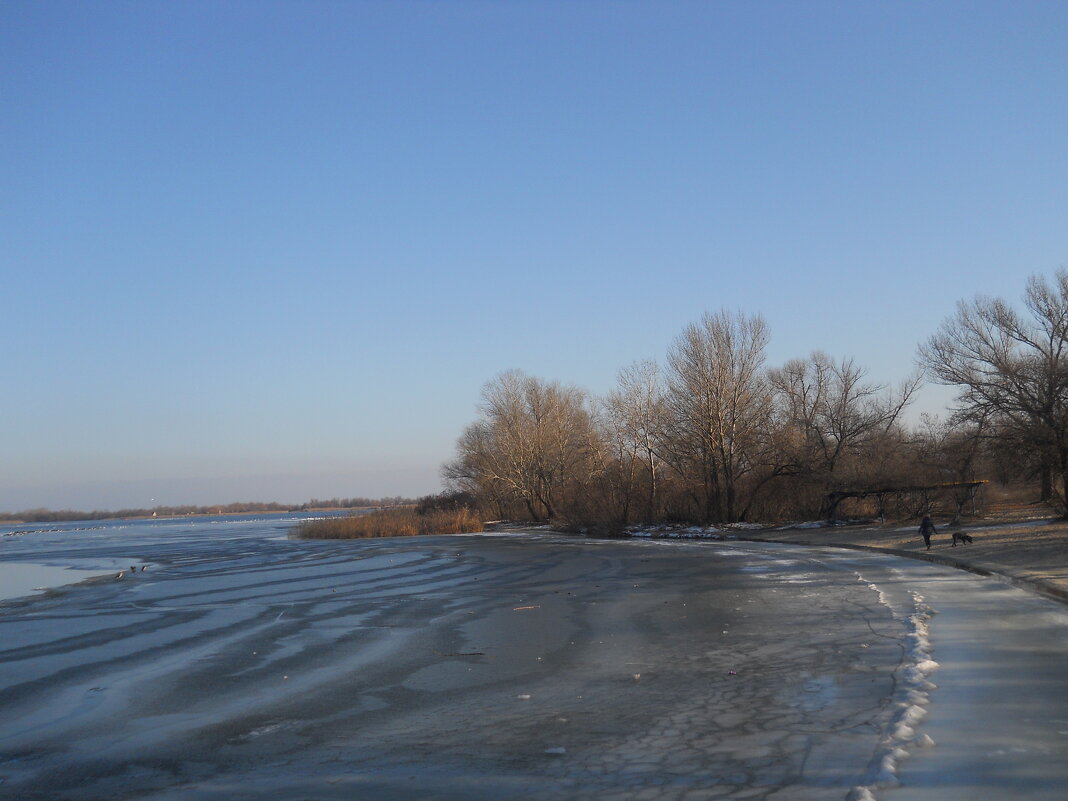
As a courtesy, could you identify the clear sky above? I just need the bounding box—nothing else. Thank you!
[2,1,1066,511]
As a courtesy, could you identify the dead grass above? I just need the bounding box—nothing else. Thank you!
[295,508,484,539]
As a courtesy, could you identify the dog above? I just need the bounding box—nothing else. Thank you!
[951,530,974,546]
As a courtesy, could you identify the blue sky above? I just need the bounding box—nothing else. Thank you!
[3,1,1066,510]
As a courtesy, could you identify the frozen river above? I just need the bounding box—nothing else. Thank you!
[1,515,1067,800]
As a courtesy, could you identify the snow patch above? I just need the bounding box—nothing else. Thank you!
[626,525,725,540]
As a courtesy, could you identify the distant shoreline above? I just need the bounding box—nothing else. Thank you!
[0,506,381,527]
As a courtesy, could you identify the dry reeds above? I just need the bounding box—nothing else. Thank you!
[295,507,484,539]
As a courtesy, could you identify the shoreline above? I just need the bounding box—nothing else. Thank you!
[626,513,1068,606]
[747,515,1068,605]
[0,507,378,527]
[738,531,1068,606]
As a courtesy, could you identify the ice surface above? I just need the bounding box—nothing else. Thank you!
[0,518,908,800]
[2,519,1068,800]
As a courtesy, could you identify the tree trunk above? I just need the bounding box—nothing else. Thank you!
[1058,448,1068,518]
[1041,462,1054,502]
[647,454,657,522]
[724,482,735,522]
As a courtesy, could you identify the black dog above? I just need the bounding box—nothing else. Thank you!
[951,530,974,546]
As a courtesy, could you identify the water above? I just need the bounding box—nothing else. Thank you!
[1,517,1067,800]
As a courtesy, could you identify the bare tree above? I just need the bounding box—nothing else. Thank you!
[599,360,666,524]
[662,310,771,522]
[919,271,1068,509]
[443,371,595,521]
[443,420,515,519]
[768,351,920,484]
[913,413,986,484]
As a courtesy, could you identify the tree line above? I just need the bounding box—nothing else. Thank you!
[1,497,416,524]
[297,497,413,510]
[444,271,1068,529]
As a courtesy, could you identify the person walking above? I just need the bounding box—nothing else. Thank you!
[919,514,937,550]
